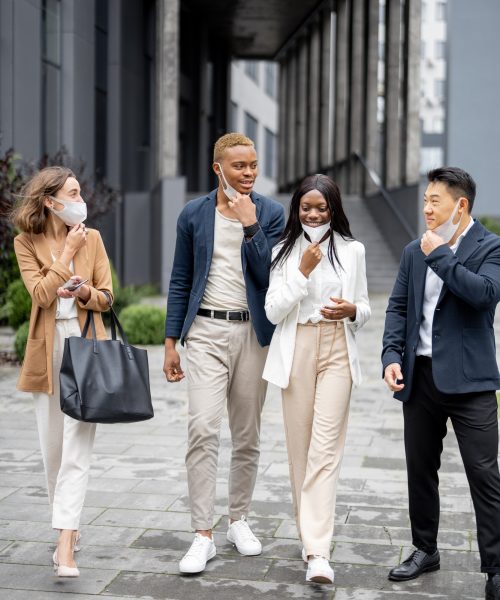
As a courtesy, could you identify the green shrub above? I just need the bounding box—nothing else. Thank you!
[6,279,31,329]
[105,262,158,320]
[14,321,30,362]
[479,217,500,236]
[119,304,166,345]
[0,249,20,322]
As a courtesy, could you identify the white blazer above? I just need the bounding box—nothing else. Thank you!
[262,233,371,389]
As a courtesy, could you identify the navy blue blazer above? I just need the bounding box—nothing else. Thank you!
[382,220,500,402]
[165,189,285,347]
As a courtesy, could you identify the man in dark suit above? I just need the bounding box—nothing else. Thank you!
[164,133,285,574]
[382,167,500,599]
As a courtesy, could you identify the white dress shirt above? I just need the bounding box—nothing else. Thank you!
[416,217,474,356]
[298,234,343,324]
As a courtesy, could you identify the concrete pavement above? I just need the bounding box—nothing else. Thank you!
[0,293,497,599]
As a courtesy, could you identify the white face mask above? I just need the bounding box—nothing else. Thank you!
[49,196,87,226]
[433,201,462,243]
[302,222,331,243]
[215,163,238,201]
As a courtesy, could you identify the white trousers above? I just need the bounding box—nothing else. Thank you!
[33,318,96,530]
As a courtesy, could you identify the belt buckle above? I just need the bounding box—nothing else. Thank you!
[210,310,215,319]
[226,311,231,321]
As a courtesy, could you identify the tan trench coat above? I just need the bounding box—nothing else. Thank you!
[14,228,113,394]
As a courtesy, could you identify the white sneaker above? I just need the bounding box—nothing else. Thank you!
[306,556,334,584]
[227,516,262,556]
[179,533,216,574]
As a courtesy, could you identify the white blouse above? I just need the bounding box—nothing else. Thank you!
[297,234,343,324]
[52,255,78,320]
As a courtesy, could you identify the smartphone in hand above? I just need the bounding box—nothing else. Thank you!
[62,278,89,292]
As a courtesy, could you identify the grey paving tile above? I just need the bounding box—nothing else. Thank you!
[0,502,104,525]
[0,562,118,594]
[0,295,496,599]
[91,507,198,531]
[105,570,336,600]
[331,542,402,567]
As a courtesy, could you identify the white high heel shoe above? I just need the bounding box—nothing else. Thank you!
[53,550,80,578]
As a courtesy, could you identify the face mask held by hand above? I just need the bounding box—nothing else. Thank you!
[433,201,462,243]
[215,163,238,201]
[49,197,87,227]
[302,222,331,243]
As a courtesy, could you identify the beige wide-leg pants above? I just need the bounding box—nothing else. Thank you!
[185,315,268,530]
[282,321,352,558]
[33,318,96,530]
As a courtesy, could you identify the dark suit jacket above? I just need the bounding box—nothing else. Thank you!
[165,189,285,347]
[382,220,500,402]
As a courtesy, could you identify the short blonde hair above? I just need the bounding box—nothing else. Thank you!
[213,132,254,162]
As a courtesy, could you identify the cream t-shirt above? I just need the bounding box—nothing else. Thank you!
[200,209,248,311]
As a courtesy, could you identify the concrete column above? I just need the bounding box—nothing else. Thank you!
[319,8,333,169]
[285,48,297,188]
[334,0,350,180]
[61,0,95,173]
[156,0,179,179]
[296,36,309,181]
[364,0,380,195]
[278,59,288,189]
[307,20,321,174]
[404,0,421,185]
[349,0,366,193]
[385,0,403,189]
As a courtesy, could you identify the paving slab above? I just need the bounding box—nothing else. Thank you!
[0,293,498,600]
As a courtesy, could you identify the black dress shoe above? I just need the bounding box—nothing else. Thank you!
[388,549,440,581]
[486,574,500,600]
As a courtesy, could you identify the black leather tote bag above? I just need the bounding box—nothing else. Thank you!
[59,307,154,423]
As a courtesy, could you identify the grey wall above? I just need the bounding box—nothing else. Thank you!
[446,0,500,217]
[0,0,42,159]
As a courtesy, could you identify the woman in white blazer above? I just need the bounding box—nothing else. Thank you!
[263,174,370,584]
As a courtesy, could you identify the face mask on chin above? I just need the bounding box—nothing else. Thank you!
[49,196,87,227]
[215,163,238,201]
[433,201,462,243]
[301,222,331,243]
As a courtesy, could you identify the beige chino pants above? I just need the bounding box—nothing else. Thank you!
[185,315,268,530]
[33,318,96,530]
[282,321,352,558]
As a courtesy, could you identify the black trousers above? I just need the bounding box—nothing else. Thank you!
[403,356,500,573]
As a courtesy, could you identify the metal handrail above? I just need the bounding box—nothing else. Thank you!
[331,152,417,240]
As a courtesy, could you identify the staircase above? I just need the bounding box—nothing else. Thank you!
[343,195,400,294]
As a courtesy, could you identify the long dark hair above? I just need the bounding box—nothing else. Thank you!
[271,174,353,271]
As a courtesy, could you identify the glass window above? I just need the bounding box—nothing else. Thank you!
[41,0,61,156]
[435,41,446,60]
[244,111,258,146]
[245,61,259,84]
[434,79,445,99]
[436,1,446,21]
[264,128,276,179]
[421,2,427,21]
[230,101,238,130]
[264,62,277,98]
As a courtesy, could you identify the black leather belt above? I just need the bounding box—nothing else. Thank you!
[197,308,250,321]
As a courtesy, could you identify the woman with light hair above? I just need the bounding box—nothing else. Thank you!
[12,166,113,577]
